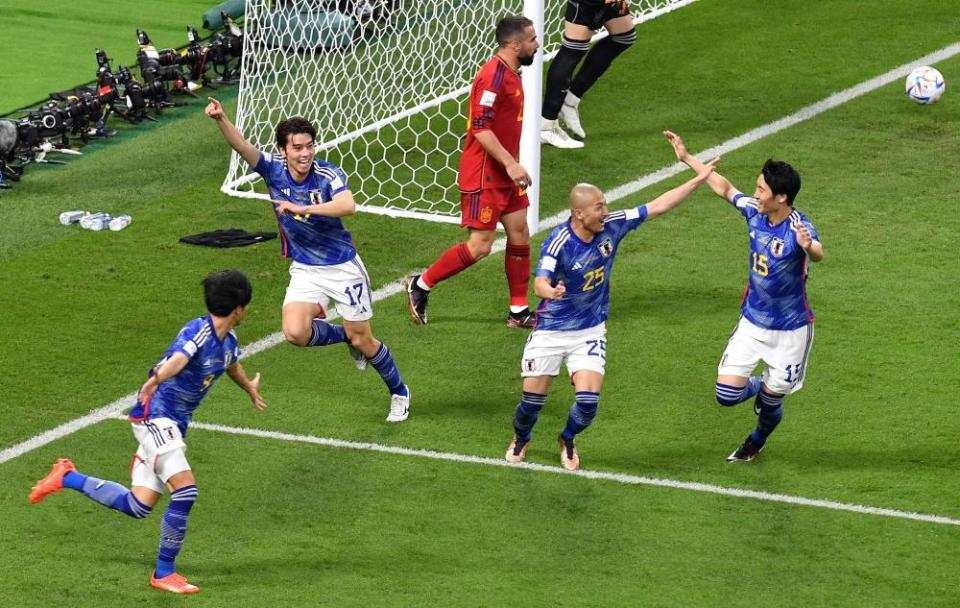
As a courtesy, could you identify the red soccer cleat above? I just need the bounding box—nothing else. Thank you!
[150,572,200,594]
[29,458,76,504]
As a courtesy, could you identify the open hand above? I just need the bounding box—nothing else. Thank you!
[663,130,690,162]
[696,156,720,181]
[248,372,266,411]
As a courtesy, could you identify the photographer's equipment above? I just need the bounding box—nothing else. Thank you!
[202,0,246,31]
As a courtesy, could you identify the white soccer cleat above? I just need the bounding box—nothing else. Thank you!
[347,344,367,372]
[540,120,584,149]
[386,385,410,422]
[559,102,585,139]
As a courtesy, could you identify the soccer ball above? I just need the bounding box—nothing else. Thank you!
[905,66,945,104]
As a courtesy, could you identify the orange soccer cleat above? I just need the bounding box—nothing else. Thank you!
[150,572,200,594]
[29,458,76,504]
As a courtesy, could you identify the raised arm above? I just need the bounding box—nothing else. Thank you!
[644,157,719,220]
[206,97,260,168]
[663,131,739,202]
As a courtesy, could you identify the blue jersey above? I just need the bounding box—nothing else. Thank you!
[255,152,357,266]
[128,316,241,434]
[534,205,648,331]
[732,193,819,330]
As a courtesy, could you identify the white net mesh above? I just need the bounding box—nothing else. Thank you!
[223,0,693,222]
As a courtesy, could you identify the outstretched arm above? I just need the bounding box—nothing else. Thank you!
[206,97,260,168]
[644,157,719,220]
[663,131,739,202]
[226,362,267,411]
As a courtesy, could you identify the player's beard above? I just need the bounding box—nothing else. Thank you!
[518,51,535,67]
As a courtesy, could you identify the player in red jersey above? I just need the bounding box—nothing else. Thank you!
[404,15,540,328]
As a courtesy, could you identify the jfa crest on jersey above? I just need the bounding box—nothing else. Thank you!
[128,316,242,434]
[255,152,357,266]
[732,193,820,330]
[534,205,648,331]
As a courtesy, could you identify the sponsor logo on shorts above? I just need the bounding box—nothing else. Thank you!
[480,207,493,224]
[164,427,177,441]
[523,359,537,372]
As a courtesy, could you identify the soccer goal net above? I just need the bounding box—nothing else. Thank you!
[221,0,696,225]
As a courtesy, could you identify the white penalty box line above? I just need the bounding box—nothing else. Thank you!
[184,420,960,528]
[4,41,960,526]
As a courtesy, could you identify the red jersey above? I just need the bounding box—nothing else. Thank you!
[457,55,524,192]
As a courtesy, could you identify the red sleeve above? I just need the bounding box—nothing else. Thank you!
[469,61,507,133]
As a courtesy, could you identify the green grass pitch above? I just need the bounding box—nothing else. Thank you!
[1,1,959,606]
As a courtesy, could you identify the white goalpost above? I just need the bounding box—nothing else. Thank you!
[221,0,698,232]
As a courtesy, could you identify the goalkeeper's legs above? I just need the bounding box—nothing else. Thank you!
[568,17,636,101]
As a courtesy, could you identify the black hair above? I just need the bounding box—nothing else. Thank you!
[761,159,801,205]
[275,116,317,149]
[496,15,534,47]
[203,269,252,317]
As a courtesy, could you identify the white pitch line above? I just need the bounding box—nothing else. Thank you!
[187,421,960,528]
[3,41,960,466]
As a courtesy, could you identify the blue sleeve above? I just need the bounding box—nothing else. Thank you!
[731,192,760,220]
[324,165,350,199]
[535,233,563,280]
[170,321,203,361]
[603,205,648,243]
[254,151,280,185]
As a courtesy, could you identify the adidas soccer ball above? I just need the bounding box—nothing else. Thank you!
[905,66,945,104]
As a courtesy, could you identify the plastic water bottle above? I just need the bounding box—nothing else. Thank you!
[59,210,87,225]
[80,212,112,231]
[108,215,132,231]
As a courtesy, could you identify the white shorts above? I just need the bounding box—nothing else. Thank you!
[130,417,191,494]
[283,257,374,322]
[718,316,815,395]
[520,324,607,378]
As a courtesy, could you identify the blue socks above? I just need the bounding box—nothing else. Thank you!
[561,391,601,441]
[750,391,785,444]
[369,342,407,396]
[716,376,762,406]
[62,471,152,519]
[512,392,547,441]
[308,319,347,346]
[155,485,198,578]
